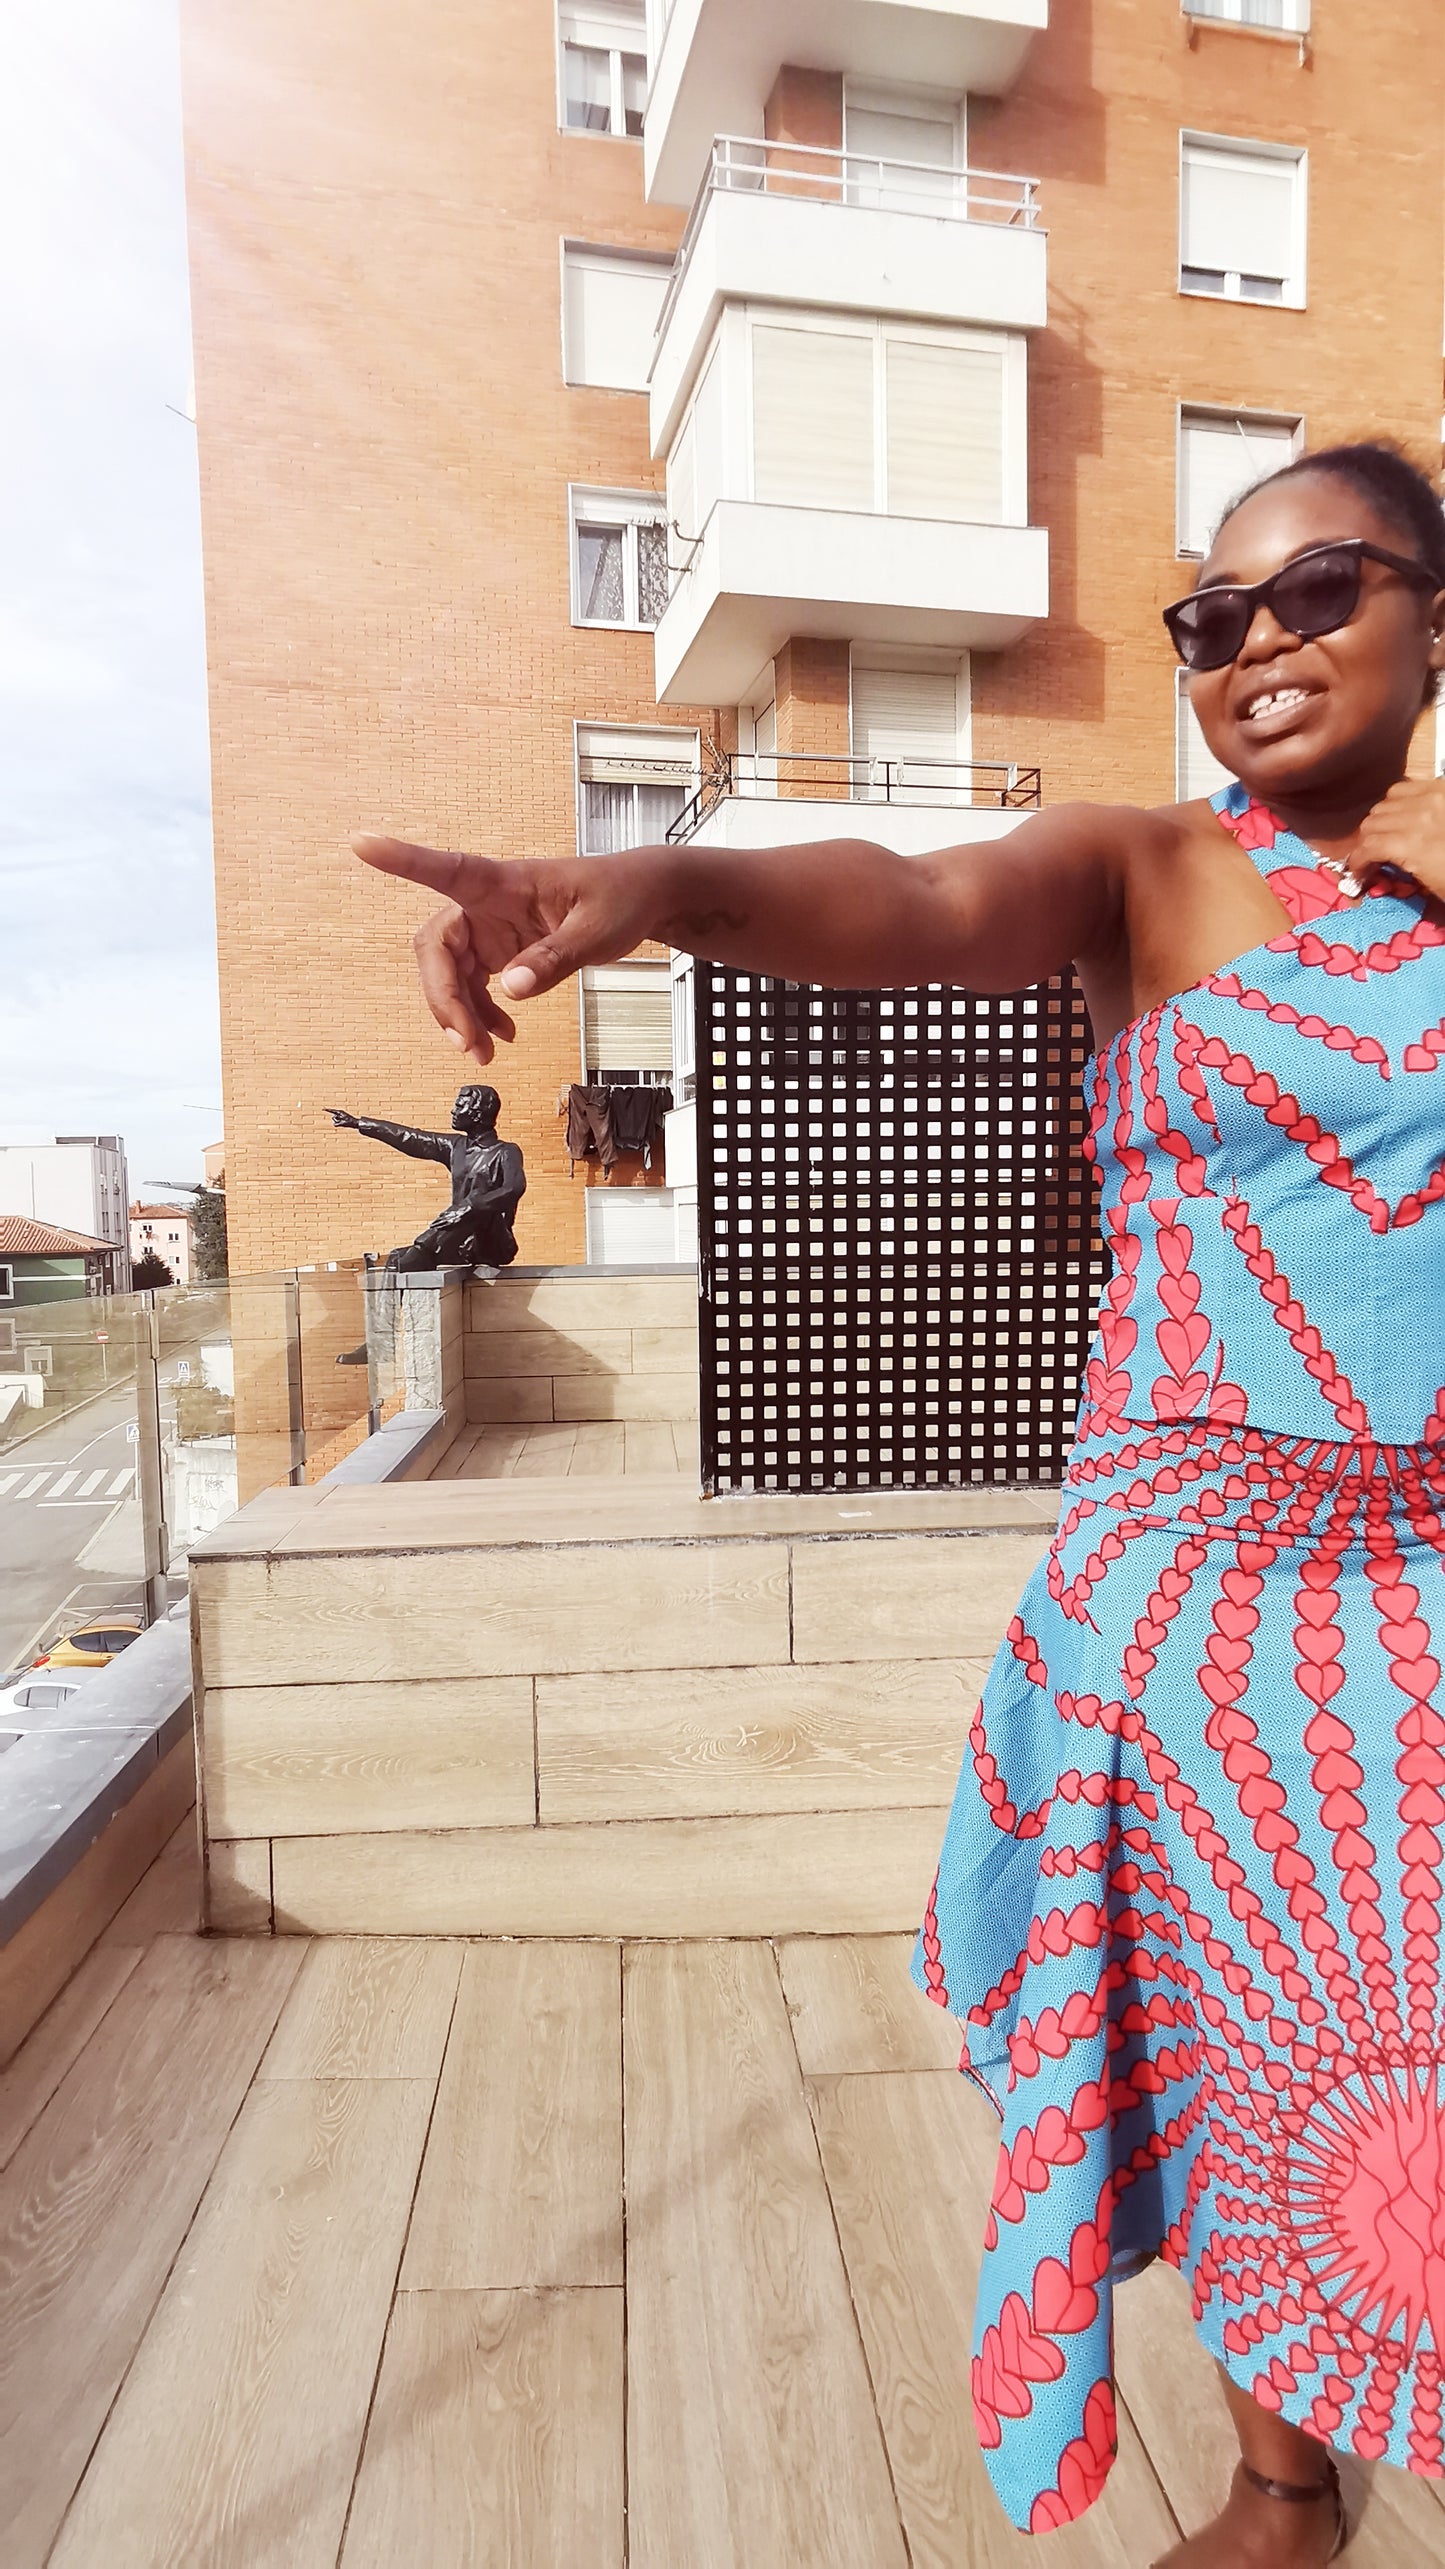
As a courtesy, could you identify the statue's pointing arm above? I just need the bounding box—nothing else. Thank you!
[350,1117,454,1165]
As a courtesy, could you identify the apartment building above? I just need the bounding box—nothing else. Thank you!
[0,1137,131,1286]
[181,0,1445,1274]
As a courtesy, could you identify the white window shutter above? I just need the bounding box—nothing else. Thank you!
[885,338,1004,523]
[563,249,670,392]
[583,964,675,1073]
[692,346,724,528]
[752,326,875,511]
[1182,146,1297,281]
[1178,411,1298,556]
[852,664,963,768]
[1176,676,1234,801]
[560,3,645,48]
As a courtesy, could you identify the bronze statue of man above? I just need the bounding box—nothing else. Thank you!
[328,1084,526,1272]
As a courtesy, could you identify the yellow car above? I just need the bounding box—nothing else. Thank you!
[38,1615,142,1670]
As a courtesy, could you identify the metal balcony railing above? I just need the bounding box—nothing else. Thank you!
[667,750,1043,841]
[656,134,1043,345]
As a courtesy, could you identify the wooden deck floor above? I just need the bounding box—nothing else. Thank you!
[3,1828,1444,2567]
[433,1420,700,1480]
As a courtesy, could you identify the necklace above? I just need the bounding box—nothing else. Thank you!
[1312,848,1365,901]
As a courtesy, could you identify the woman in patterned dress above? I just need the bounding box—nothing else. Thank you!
[359,441,1445,2565]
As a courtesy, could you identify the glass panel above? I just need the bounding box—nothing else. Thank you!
[583,780,635,853]
[621,52,647,138]
[636,519,670,626]
[577,522,626,621]
[634,781,686,842]
[564,42,613,131]
[0,1291,150,1675]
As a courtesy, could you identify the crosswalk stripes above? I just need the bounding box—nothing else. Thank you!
[0,1463,136,1504]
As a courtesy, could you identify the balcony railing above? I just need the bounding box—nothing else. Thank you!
[667,750,1043,841]
[656,133,1043,346]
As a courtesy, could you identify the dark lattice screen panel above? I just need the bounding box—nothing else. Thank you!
[695,970,1107,1493]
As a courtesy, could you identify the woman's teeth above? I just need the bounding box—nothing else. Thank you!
[1244,687,1312,723]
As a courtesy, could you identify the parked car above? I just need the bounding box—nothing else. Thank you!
[0,1665,101,1724]
[35,1614,142,1670]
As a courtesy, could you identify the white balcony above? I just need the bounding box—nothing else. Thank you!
[651,137,1046,453]
[645,0,1049,204]
[668,749,1040,851]
[654,500,1048,704]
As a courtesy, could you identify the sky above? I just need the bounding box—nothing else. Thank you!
[0,0,218,1198]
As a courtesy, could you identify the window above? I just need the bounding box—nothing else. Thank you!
[582,961,674,1078]
[0,1318,14,1355]
[844,83,965,211]
[0,1266,12,1304]
[1177,408,1301,557]
[1181,136,1305,306]
[576,723,697,855]
[570,489,670,626]
[562,244,672,392]
[559,4,647,138]
[749,314,1017,523]
[851,656,971,802]
[1176,671,1234,801]
[1183,0,1310,28]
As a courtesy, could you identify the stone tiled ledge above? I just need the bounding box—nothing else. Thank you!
[0,1617,193,1947]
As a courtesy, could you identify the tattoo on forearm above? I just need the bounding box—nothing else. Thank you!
[658,907,750,942]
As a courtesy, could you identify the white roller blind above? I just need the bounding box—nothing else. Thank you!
[886,338,1004,523]
[583,964,674,1072]
[1176,676,1233,801]
[1178,411,1298,556]
[691,345,724,528]
[563,248,671,391]
[845,102,959,209]
[1181,144,1297,281]
[852,664,962,766]
[560,3,645,46]
[752,325,874,511]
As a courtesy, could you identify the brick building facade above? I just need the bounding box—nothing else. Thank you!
[180,0,1445,1274]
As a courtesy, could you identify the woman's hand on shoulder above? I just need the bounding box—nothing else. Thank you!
[353,836,668,1061]
[1353,777,1445,902]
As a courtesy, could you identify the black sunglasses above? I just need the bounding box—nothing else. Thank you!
[1163,538,1438,673]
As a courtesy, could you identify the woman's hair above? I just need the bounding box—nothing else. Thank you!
[1219,438,1445,704]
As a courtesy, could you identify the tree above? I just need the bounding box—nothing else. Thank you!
[146,1180,229,1280]
[131,1249,174,1289]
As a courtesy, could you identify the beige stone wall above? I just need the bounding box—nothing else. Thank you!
[464,1268,698,1424]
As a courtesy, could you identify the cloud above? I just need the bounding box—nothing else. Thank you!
[0,0,219,1194]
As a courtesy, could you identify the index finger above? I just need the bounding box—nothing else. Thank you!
[353,834,470,898]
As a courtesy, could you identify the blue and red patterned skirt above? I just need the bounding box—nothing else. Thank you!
[915,1416,1445,2530]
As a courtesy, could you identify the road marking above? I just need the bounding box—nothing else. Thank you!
[77,1470,107,1496]
[48,1471,78,1497]
[106,1471,134,1498]
[0,1473,19,1497]
[17,1475,48,1500]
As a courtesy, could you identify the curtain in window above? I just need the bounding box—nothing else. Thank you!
[578,524,626,620]
[564,44,613,131]
[752,326,874,511]
[636,521,670,625]
[885,338,1004,523]
[583,782,633,853]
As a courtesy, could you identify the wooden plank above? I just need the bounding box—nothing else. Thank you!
[0,1944,142,2173]
[99,1810,200,1944]
[0,1935,304,2567]
[468,1275,698,1333]
[50,2074,433,2569]
[553,1372,698,1423]
[259,1938,462,2079]
[272,1808,942,1938]
[456,1427,532,1478]
[207,1836,272,1932]
[625,1941,908,2569]
[537,1661,975,1823]
[427,1423,484,1481]
[791,1532,1049,1665]
[509,1424,578,1477]
[0,1740,196,2068]
[198,1542,791,1684]
[778,1934,966,2076]
[1114,2258,1445,2565]
[204,1677,535,1839]
[403,1943,621,2289]
[568,1422,627,1475]
[622,1422,679,1475]
[807,2070,1180,2567]
[342,2287,624,2569]
[672,1423,701,1475]
[465,1328,632,1377]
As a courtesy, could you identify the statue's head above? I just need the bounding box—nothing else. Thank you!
[453,1084,501,1133]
